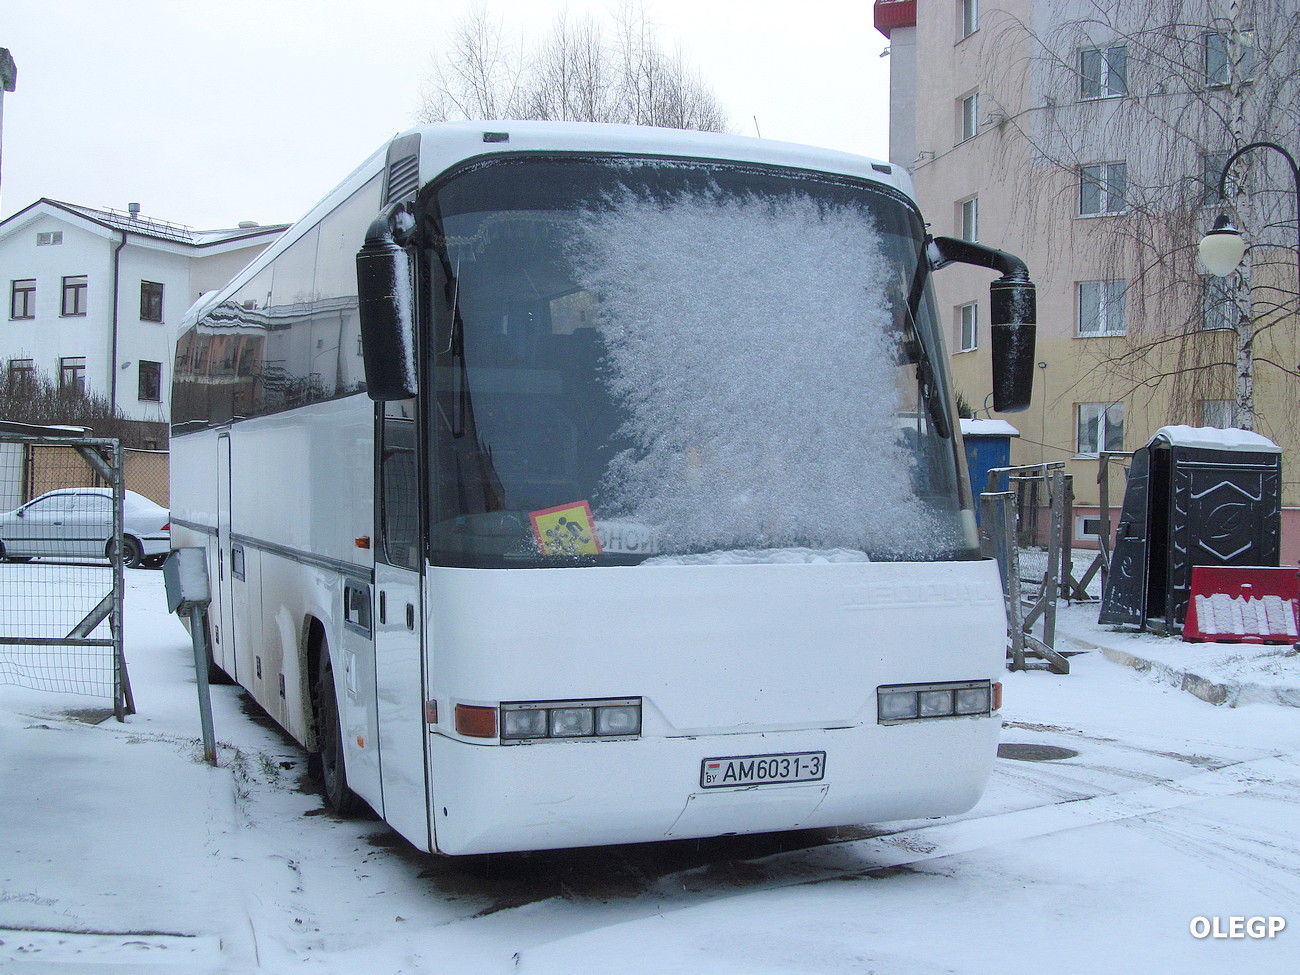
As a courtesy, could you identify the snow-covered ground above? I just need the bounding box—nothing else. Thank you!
[1,570,1297,973]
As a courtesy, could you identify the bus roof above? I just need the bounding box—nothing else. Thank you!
[181,121,914,330]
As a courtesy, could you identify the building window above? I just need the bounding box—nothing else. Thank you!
[958,302,978,352]
[10,279,35,320]
[1079,162,1127,216]
[1077,403,1124,456]
[36,231,63,246]
[140,281,164,322]
[960,92,979,142]
[60,356,87,393]
[1077,280,1127,336]
[1200,150,1249,205]
[1201,151,1229,204]
[1204,30,1256,87]
[960,196,979,242]
[1201,275,1237,331]
[1075,515,1103,542]
[1201,400,1234,428]
[1080,45,1127,99]
[61,275,88,317]
[961,0,979,38]
[138,360,162,401]
[7,358,35,383]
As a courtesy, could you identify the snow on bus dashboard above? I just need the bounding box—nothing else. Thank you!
[418,155,970,568]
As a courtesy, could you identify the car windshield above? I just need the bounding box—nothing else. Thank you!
[419,154,968,567]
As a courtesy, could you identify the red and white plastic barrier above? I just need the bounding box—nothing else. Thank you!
[1183,566,1299,644]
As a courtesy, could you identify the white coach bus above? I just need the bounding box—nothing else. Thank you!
[170,121,1037,855]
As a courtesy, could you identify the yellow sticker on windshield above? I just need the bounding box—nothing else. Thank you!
[530,501,603,557]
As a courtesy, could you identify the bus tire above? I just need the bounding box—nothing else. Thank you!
[315,655,362,816]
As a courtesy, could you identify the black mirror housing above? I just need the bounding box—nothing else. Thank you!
[356,210,418,401]
[989,274,1036,413]
[929,237,1037,414]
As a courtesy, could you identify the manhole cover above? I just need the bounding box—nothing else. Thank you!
[997,743,1080,762]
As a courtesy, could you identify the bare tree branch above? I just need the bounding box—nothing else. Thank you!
[416,3,728,133]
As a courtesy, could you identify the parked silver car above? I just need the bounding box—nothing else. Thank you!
[0,488,170,568]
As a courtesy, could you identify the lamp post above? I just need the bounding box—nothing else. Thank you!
[1197,141,1300,301]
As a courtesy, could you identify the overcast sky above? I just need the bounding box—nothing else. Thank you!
[0,1,892,230]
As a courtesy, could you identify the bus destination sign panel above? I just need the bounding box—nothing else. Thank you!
[700,752,826,789]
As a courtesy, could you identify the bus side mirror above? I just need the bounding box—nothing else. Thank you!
[356,208,418,401]
[989,273,1036,413]
[929,237,1037,414]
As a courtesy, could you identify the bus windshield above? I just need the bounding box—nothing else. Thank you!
[420,154,970,568]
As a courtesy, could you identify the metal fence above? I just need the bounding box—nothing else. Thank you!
[6,443,168,507]
[980,464,1088,675]
[0,425,134,719]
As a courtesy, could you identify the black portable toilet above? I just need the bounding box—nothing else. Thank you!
[1099,426,1282,630]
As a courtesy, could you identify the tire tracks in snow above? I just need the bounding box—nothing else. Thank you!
[416,751,1300,968]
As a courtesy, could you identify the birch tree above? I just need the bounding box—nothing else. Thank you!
[989,0,1300,431]
[417,3,728,133]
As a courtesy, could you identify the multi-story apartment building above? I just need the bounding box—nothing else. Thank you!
[0,199,286,445]
[876,0,1300,561]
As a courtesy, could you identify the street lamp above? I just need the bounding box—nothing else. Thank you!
[1197,142,1300,301]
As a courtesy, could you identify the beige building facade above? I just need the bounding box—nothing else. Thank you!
[876,0,1300,562]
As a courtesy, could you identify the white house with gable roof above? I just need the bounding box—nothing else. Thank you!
[0,199,286,445]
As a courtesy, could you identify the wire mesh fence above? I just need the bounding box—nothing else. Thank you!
[0,426,134,718]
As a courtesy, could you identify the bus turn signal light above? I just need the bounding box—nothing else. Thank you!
[455,704,497,738]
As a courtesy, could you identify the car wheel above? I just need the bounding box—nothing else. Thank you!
[315,655,362,816]
[107,536,144,568]
[142,554,167,569]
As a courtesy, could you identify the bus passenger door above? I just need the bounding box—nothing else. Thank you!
[373,406,430,848]
[214,433,237,680]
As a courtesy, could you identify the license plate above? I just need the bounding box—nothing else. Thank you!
[700,751,826,789]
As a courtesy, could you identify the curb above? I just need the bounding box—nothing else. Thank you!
[1095,644,1300,709]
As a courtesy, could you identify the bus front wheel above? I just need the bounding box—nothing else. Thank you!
[314,655,363,816]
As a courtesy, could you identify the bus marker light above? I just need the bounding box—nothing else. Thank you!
[355,536,371,549]
[357,736,366,748]
[455,704,498,738]
[993,682,1003,711]
[424,700,439,724]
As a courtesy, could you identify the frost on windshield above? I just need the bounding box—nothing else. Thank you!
[566,187,958,559]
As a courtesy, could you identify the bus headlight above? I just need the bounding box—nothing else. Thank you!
[500,707,548,739]
[499,698,642,743]
[595,703,642,736]
[877,680,997,724]
[550,707,595,738]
